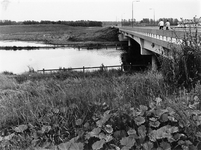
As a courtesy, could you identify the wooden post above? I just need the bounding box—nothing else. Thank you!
[43,68,45,74]
[83,66,85,73]
[101,64,104,71]
[121,64,123,71]
[116,44,117,50]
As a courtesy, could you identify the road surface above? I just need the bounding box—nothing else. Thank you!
[119,26,201,32]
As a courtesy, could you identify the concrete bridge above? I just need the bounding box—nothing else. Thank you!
[118,26,201,70]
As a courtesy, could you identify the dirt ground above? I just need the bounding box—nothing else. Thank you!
[0,24,120,48]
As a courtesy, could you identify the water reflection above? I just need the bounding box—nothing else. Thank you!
[0,40,52,47]
[0,47,123,74]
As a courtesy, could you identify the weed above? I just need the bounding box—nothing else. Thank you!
[0,70,201,149]
[160,26,201,91]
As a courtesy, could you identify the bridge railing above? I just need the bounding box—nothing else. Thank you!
[119,27,200,45]
[129,27,184,38]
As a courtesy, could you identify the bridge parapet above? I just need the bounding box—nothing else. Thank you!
[119,27,187,45]
[130,27,185,38]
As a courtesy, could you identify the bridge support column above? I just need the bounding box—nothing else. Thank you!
[151,55,158,71]
[118,34,128,42]
[128,38,131,47]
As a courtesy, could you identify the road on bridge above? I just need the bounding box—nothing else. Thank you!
[119,26,201,33]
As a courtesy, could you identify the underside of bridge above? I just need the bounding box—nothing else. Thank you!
[119,33,159,71]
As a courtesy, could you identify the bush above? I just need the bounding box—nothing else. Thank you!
[160,26,201,90]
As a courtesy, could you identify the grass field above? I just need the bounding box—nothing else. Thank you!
[0,24,119,46]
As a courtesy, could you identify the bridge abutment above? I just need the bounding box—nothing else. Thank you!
[119,33,158,71]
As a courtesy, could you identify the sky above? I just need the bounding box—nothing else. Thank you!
[0,0,200,22]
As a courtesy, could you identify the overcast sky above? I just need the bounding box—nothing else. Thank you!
[0,0,200,22]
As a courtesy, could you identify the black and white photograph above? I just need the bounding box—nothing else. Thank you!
[0,0,201,149]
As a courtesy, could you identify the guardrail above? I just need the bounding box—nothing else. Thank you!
[119,27,200,45]
[119,27,188,39]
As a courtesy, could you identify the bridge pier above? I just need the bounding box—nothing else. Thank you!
[119,33,158,71]
[118,33,128,42]
[128,38,131,47]
[151,55,158,71]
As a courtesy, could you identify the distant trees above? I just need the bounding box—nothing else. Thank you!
[0,20,102,27]
[58,20,102,27]
[121,19,132,26]
[0,20,18,25]
[140,18,150,24]
[120,18,179,26]
[158,18,179,26]
[0,18,179,27]
[23,20,39,25]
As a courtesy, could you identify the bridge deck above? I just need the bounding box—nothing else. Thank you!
[118,26,201,50]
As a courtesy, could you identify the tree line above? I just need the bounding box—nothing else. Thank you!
[0,20,102,27]
[121,18,179,26]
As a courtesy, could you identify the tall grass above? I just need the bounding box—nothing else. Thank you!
[1,69,201,149]
[0,71,167,129]
[160,26,201,90]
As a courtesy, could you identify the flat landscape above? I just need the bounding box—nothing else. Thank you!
[0,24,119,47]
[0,24,201,150]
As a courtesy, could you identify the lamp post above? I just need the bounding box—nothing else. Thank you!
[149,8,155,25]
[121,13,125,27]
[132,0,140,28]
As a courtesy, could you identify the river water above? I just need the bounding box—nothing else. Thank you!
[0,41,123,74]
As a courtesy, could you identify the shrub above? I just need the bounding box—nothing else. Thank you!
[160,26,201,91]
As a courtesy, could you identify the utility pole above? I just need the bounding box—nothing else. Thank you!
[149,8,155,25]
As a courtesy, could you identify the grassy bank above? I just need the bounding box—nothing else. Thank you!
[0,71,166,128]
[0,24,119,47]
[0,71,164,148]
[1,70,201,149]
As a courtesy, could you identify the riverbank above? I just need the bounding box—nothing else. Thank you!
[0,24,120,48]
[1,70,201,149]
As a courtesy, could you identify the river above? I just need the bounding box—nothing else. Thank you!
[0,41,123,74]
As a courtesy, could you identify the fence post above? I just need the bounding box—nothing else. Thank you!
[83,66,85,73]
[43,68,45,74]
[101,64,104,71]
[121,64,123,71]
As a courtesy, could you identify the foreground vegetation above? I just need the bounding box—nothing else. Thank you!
[0,68,201,150]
